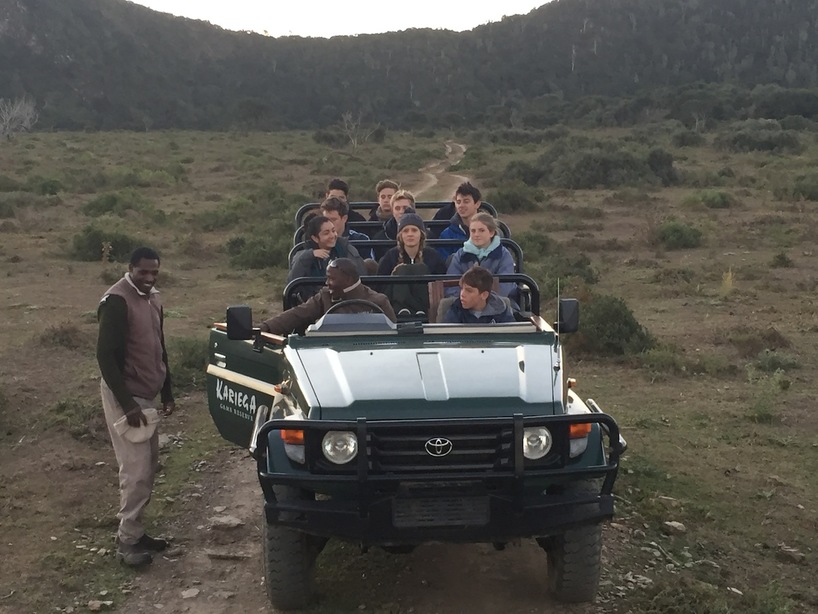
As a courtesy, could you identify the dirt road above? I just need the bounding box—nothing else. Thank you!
[409,141,469,201]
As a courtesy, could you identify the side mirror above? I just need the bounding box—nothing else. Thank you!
[226,305,255,340]
[556,298,579,334]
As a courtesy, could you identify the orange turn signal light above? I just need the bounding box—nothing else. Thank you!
[569,422,592,439]
[280,429,305,445]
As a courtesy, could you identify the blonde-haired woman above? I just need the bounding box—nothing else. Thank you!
[445,212,516,298]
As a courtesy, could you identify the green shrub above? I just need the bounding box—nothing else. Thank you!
[657,220,703,249]
[24,175,64,195]
[38,322,91,350]
[168,336,209,390]
[684,190,734,209]
[715,120,803,153]
[51,397,106,441]
[755,349,800,372]
[500,160,542,186]
[313,128,347,148]
[515,231,553,257]
[775,173,818,201]
[535,138,677,189]
[671,130,706,147]
[227,221,291,269]
[488,183,543,213]
[0,175,22,192]
[81,189,161,220]
[718,325,790,358]
[71,225,139,262]
[770,251,793,268]
[576,295,654,355]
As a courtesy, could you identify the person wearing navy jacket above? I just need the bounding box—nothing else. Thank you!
[442,266,515,324]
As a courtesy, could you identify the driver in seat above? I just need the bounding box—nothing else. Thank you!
[260,258,396,335]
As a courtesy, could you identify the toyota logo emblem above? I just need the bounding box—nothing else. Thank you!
[425,437,453,457]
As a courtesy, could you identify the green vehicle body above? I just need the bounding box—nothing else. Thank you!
[205,276,625,607]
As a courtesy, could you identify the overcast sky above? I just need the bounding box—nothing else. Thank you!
[128,1,550,38]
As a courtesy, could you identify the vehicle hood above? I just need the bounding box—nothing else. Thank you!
[284,343,558,419]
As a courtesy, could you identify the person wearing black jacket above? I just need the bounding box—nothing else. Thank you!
[371,189,415,261]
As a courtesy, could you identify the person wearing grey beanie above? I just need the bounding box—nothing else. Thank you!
[377,208,446,275]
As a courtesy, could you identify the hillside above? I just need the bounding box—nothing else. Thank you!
[2,0,818,129]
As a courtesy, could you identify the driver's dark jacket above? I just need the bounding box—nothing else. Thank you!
[260,283,396,335]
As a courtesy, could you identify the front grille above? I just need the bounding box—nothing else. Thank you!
[369,425,513,474]
[392,496,490,527]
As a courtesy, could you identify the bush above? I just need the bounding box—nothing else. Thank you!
[516,231,553,257]
[576,295,654,355]
[657,220,702,249]
[0,175,22,192]
[71,225,139,262]
[755,350,800,372]
[775,173,818,201]
[227,221,291,269]
[312,128,347,148]
[714,120,803,153]
[81,189,161,220]
[535,138,677,189]
[684,190,734,209]
[51,397,106,441]
[38,322,91,350]
[671,130,706,147]
[770,251,793,268]
[501,160,543,186]
[718,325,790,358]
[24,175,63,195]
[488,183,543,213]
[168,336,209,390]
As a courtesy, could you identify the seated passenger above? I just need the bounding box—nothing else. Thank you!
[261,258,396,335]
[325,178,365,222]
[442,266,514,324]
[368,179,399,227]
[437,182,488,259]
[445,212,516,298]
[320,196,369,242]
[377,212,445,318]
[377,212,446,275]
[372,190,415,261]
[288,215,366,299]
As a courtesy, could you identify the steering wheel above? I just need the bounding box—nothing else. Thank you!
[324,299,386,316]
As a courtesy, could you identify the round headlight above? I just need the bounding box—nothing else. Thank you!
[322,431,358,465]
[522,427,552,460]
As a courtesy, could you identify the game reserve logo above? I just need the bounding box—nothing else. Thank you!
[215,379,258,422]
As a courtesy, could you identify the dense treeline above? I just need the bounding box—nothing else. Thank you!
[2,0,818,130]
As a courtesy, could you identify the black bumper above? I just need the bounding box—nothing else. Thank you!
[255,413,622,544]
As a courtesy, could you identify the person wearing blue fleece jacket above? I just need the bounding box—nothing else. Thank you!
[442,266,515,324]
[445,212,516,298]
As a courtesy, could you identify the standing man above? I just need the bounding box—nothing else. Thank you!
[97,246,174,567]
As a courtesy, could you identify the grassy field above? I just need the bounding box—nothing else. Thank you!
[0,123,816,613]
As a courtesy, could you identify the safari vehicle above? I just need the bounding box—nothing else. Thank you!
[206,273,625,610]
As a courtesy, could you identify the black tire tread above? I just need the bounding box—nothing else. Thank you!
[547,523,602,603]
[262,489,317,611]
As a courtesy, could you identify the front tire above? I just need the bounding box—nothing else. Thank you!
[262,487,318,610]
[540,480,603,603]
[545,523,602,603]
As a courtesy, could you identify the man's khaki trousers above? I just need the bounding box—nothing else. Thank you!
[100,380,159,546]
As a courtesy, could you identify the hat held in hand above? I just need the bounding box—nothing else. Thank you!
[113,407,160,443]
